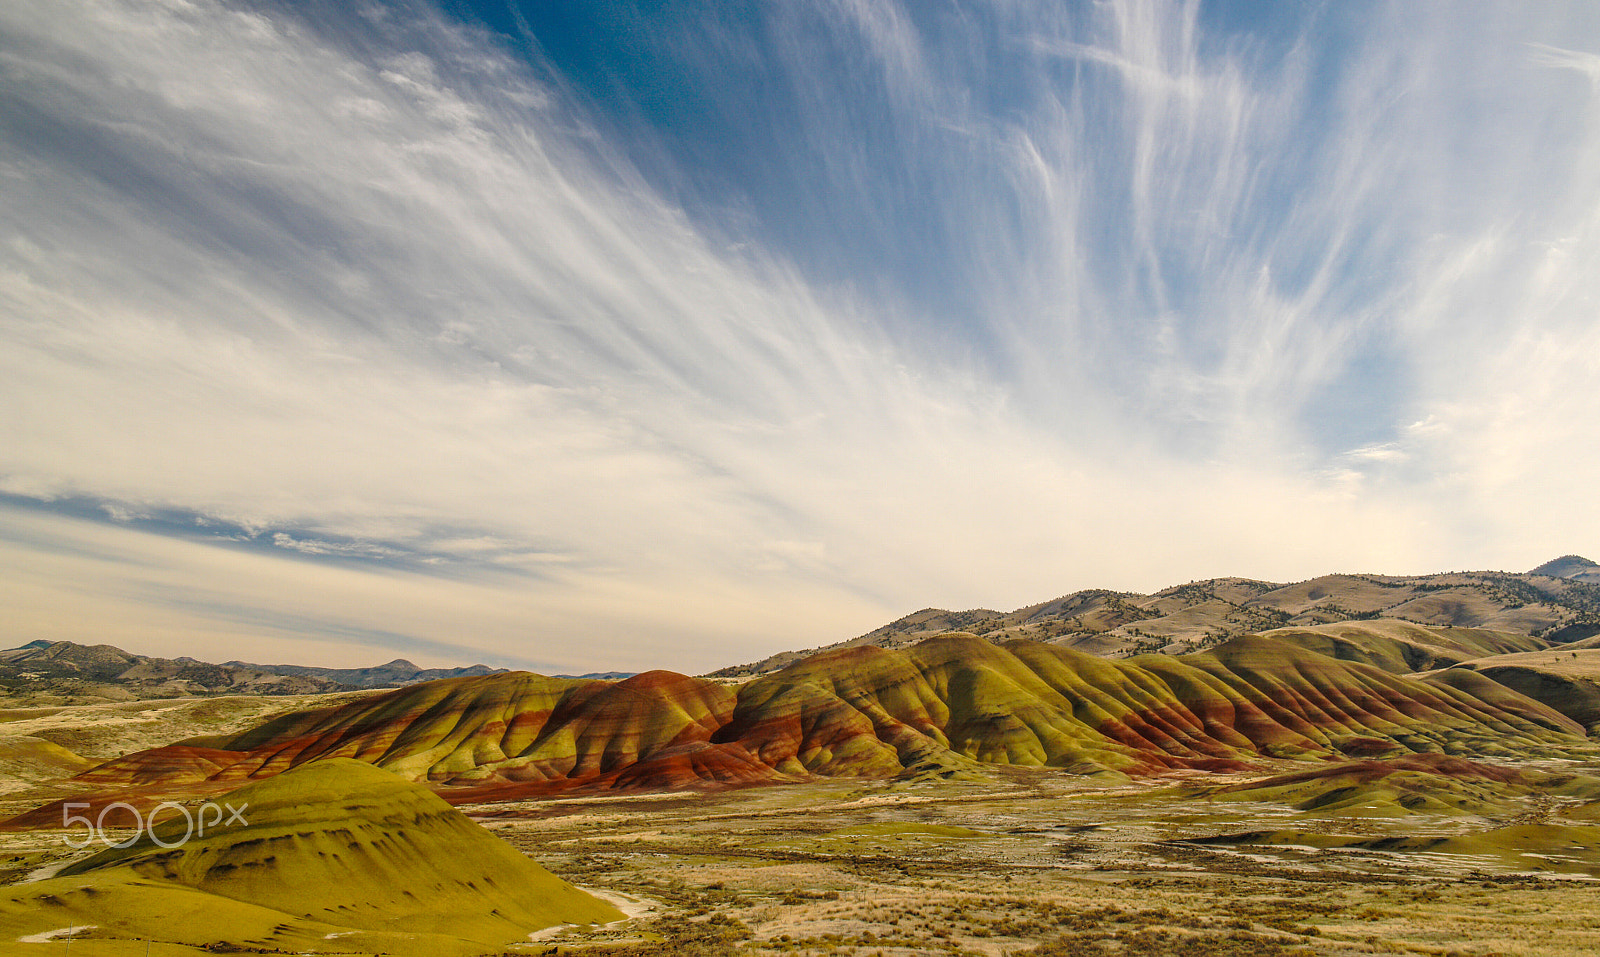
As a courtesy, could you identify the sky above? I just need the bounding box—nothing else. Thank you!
[2,0,1598,674]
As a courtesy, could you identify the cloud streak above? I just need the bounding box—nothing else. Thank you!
[1,0,1597,671]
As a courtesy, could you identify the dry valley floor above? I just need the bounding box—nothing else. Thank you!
[458,766,1600,957]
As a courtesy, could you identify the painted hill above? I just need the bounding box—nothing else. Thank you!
[1441,648,1600,733]
[60,634,1586,798]
[0,759,621,953]
[1191,752,1600,817]
[69,669,776,794]
[711,562,1600,677]
[0,735,92,793]
[1188,821,1600,876]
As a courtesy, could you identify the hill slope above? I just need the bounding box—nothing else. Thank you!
[0,759,620,953]
[64,635,1586,797]
[0,640,352,703]
[1441,649,1600,733]
[712,561,1600,677]
[0,639,506,705]
[1530,555,1600,583]
[220,656,509,688]
[1256,620,1547,674]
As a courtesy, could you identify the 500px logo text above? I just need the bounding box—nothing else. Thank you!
[63,801,249,850]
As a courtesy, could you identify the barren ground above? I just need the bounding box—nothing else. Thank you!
[457,766,1600,957]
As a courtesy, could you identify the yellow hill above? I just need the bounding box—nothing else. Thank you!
[1259,619,1545,673]
[1440,648,1600,732]
[0,758,620,953]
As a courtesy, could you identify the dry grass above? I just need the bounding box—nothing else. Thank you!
[462,767,1600,957]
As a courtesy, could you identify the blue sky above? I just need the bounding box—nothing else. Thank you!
[2,0,1598,673]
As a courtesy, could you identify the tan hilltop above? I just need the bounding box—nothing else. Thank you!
[712,559,1600,677]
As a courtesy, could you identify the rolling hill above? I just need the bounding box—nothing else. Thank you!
[220,656,509,688]
[1254,619,1547,674]
[0,759,621,953]
[1440,648,1600,733]
[711,559,1600,677]
[0,639,505,705]
[0,640,352,704]
[1189,751,1600,818]
[1530,554,1600,584]
[50,633,1586,802]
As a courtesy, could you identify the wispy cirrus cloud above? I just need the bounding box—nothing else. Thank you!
[1,0,1597,671]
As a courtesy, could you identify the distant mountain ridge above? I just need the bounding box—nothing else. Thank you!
[0,640,507,704]
[0,640,351,702]
[711,557,1600,678]
[220,657,507,689]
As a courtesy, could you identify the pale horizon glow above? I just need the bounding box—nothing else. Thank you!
[1,0,1597,673]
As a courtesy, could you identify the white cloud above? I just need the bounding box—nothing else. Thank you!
[0,0,1597,670]
[1529,42,1600,85]
[1345,444,1407,465]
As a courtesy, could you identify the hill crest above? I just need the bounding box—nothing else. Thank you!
[61,632,1587,799]
[1531,554,1600,582]
[711,564,1600,678]
[0,639,509,704]
[0,758,621,950]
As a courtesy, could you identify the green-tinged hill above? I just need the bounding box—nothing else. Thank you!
[1439,648,1600,732]
[0,759,620,954]
[1188,823,1600,876]
[0,735,91,792]
[1189,752,1600,818]
[1256,620,1546,674]
[44,635,1587,802]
